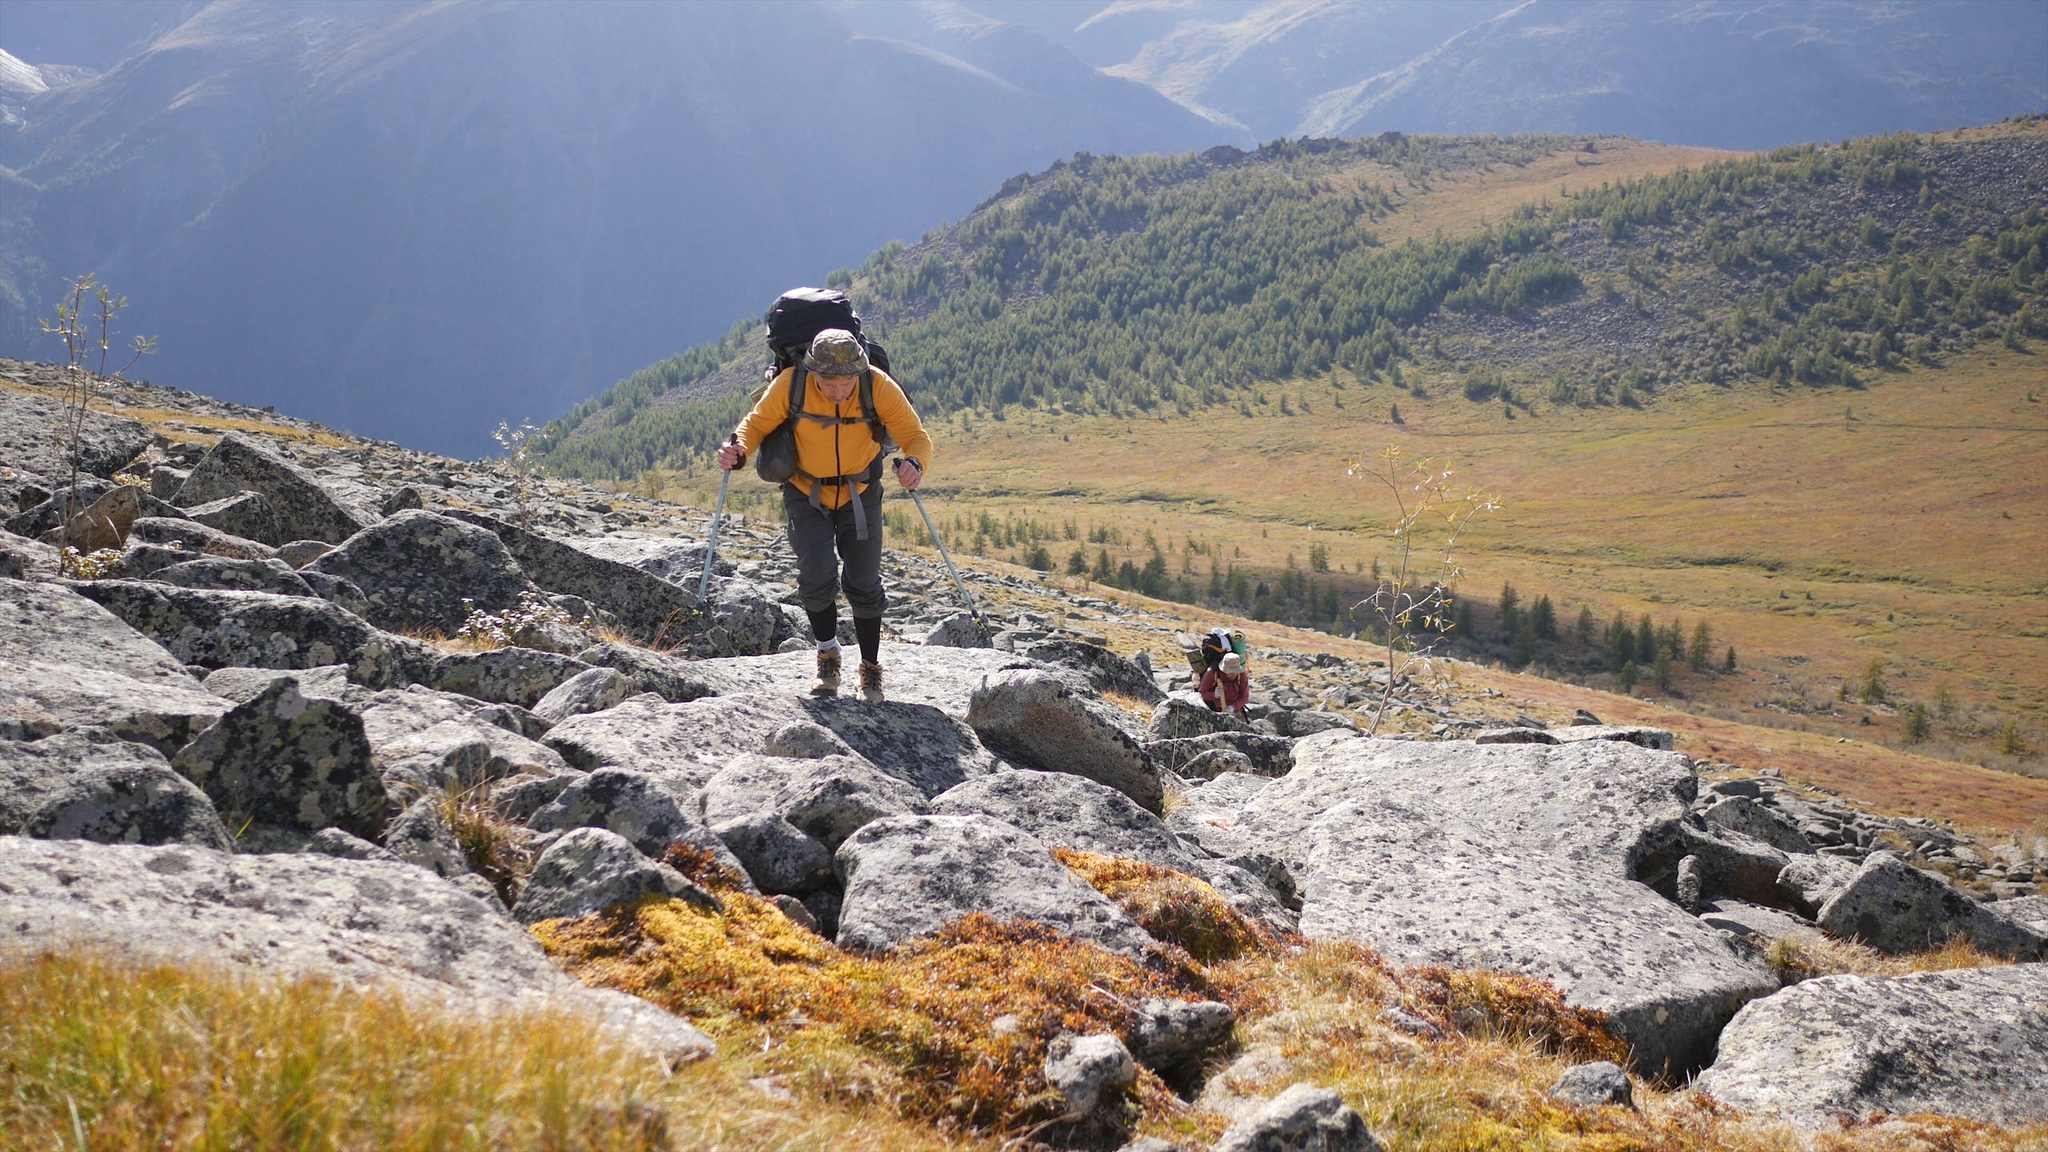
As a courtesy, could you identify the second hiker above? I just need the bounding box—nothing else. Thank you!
[717,327,932,702]
[1201,651,1251,719]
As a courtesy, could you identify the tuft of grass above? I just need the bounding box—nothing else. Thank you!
[1052,847,1276,965]
[1401,966,1628,1064]
[1100,690,1160,722]
[1764,933,2016,982]
[0,948,994,1152]
[1195,941,2047,1152]
[441,781,536,906]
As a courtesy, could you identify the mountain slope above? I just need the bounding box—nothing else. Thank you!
[539,123,2046,471]
[945,0,2048,148]
[0,0,1225,457]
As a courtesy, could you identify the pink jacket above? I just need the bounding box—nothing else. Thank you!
[1200,668,1249,713]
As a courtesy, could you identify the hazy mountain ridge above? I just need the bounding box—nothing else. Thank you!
[0,0,1223,458]
[941,0,2048,147]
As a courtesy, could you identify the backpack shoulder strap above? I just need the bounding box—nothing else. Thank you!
[862,368,898,446]
[788,365,807,415]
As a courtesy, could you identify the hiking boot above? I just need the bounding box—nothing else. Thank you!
[811,648,841,697]
[858,660,884,703]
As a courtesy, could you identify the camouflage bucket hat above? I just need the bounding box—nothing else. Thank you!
[804,329,869,378]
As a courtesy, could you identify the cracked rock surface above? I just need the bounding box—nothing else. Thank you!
[1695,964,2048,1127]
[1233,735,1779,1076]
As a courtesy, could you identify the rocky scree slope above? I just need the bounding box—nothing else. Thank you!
[2,361,2046,1144]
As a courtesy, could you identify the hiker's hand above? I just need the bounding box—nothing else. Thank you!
[717,443,743,470]
[894,457,923,491]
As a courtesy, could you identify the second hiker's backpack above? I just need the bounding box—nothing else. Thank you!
[1182,627,1247,676]
[1199,628,1247,672]
[754,287,895,485]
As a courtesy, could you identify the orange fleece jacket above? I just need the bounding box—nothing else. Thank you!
[732,367,935,509]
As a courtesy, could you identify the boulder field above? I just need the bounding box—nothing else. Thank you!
[2,363,2044,1145]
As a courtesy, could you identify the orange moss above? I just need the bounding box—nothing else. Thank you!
[1052,847,1276,964]
[536,850,1224,1136]
[1403,966,1627,1065]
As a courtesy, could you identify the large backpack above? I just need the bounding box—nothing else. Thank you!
[753,288,897,504]
[1183,627,1248,677]
[762,287,891,380]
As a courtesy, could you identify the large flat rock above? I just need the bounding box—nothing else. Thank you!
[0,834,714,1060]
[0,577,227,751]
[441,510,700,646]
[835,813,1158,956]
[175,432,374,545]
[967,667,1161,812]
[1234,736,1778,1076]
[931,769,1195,870]
[543,691,998,797]
[0,730,231,849]
[305,510,536,635]
[1816,851,2047,959]
[69,580,417,685]
[1695,964,2048,1127]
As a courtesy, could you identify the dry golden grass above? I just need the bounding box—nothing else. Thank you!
[1358,138,1742,248]
[1173,941,2048,1152]
[0,948,996,1152]
[1764,934,2016,982]
[0,376,359,451]
[1100,689,1162,724]
[1052,848,1276,965]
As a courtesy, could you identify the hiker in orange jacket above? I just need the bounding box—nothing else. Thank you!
[717,329,933,703]
[1201,651,1251,717]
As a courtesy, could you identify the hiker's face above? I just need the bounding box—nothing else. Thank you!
[818,375,859,403]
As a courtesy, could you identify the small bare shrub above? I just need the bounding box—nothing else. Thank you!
[38,274,155,550]
[1346,446,1498,735]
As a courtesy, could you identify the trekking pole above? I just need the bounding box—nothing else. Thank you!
[697,439,735,603]
[895,459,985,635]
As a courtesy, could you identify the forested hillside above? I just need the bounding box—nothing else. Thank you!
[537,119,2048,480]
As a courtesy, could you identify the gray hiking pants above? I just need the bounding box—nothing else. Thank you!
[783,481,886,619]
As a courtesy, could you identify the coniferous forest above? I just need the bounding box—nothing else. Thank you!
[537,123,2047,480]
